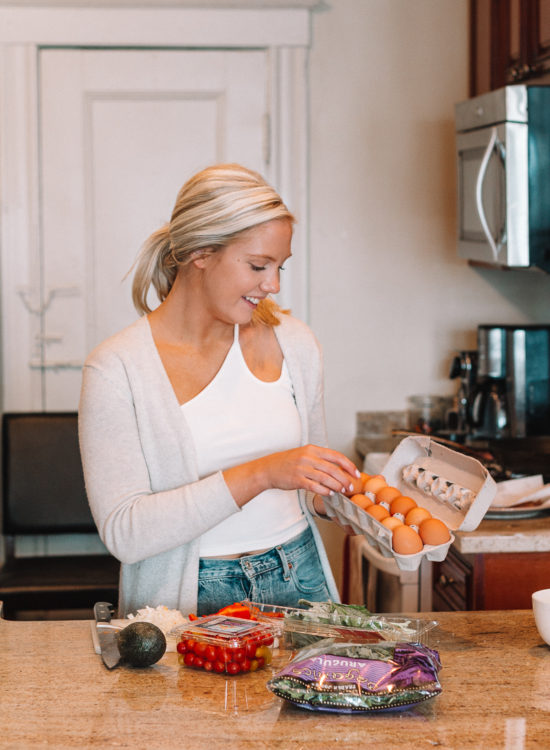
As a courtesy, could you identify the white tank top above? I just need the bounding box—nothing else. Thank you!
[181,325,307,556]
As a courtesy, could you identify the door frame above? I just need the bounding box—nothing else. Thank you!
[0,2,313,410]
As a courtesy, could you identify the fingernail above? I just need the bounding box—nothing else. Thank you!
[355,469,361,478]
[349,483,354,492]
[342,486,347,493]
[328,490,334,496]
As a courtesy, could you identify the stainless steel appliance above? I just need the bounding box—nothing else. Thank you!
[455,85,550,271]
[471,324,550,438]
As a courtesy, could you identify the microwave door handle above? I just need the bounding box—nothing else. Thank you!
[475,127,500,263]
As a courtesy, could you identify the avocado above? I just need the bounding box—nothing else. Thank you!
[116,621,167,667]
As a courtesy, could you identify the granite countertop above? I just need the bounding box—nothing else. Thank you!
[1,610,550,748]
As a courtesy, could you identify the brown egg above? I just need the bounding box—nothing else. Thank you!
[381,515,403,532]
[419,518,451,546]
[343,473,364,497]
[363,474,388,495]
[360,472,372,488]
[365,503,390,522]
[375,485,402,505]
[404,506,432,527]
[349,493,374,510]
[392,524,424,555]
[389,495,418,518]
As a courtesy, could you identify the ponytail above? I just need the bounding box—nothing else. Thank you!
[131,223,177,315]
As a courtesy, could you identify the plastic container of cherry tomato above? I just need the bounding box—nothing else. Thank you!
[176,614,275,675]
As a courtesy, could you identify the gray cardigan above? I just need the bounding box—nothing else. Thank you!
[78,313,339,616]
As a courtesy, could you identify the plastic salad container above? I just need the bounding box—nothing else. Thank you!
[176,614,275,675]
[242,600,437,650]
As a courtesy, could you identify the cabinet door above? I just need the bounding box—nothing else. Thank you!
[471,0,550,94]
[524,0,550,77]
[38,48,269,409]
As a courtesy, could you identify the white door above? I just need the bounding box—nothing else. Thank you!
[38,47,269,410]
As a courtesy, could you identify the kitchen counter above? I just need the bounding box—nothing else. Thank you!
[453,515,550,554]
[1,610,550,749]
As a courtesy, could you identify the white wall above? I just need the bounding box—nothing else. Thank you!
[308,0,550,458]
[306,0,550,592]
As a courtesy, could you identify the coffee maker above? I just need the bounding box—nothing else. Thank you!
[471,324,550,439]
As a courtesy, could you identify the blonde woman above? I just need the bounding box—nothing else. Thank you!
[79,163,360,617]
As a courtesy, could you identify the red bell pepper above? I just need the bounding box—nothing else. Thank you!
[215,602,253,619]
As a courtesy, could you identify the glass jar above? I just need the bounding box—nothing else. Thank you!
[407,395,447,435]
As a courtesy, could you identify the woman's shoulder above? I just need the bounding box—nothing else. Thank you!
[275,311,321,351]
[83,316,151,369]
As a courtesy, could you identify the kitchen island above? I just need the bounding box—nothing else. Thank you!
[1,609,549,749]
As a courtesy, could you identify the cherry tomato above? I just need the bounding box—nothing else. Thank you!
[216,646,231,663]
[193,656,205,669]
[203,660,213,672]
[205,645,217,663]
[240,659,251,672]
[185,639,197,652]
[261,634,274,647]
[213,660,226,674]
[184,652,195,667]
[245,641,257,659]
[193,641,208,657]
[229,647,245,663]
[176,641,188,654]
[255,656,265,669]
[226,661,240,675]
[255,645,272,665]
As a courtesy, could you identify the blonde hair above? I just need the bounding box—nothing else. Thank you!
[131,164,294,325]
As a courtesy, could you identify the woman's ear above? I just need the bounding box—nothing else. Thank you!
[191,248,211,269]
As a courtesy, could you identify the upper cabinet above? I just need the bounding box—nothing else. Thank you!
[0,1,316,412]
[471,0,550,95]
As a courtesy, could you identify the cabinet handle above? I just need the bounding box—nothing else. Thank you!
[438,574,455,587]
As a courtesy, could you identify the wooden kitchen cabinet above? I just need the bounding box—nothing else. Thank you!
[470,0,550,95]
[433,544,550,610]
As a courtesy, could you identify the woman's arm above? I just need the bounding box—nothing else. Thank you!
[79,362,239,564]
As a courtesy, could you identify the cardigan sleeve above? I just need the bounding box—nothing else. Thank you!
[78,357,240,565]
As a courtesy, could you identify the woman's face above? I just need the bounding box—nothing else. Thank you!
[194,218,292,325]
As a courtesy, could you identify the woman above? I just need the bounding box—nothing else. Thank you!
[79,163,360,618]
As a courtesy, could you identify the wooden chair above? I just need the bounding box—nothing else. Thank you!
[0,412,119,620]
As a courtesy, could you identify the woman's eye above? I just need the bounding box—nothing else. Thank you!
[278,266,286,272]
[250,264,266,272]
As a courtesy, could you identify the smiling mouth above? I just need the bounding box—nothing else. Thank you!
[243,296,261,307]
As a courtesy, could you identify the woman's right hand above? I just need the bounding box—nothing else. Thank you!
[263,444,360,496]
[223,444,361,508]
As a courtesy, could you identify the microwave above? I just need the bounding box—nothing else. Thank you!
[455,85,550,272]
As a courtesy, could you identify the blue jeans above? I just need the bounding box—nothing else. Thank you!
[197,525,330,616]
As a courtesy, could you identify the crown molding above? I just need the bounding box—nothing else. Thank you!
[0,0,323,8]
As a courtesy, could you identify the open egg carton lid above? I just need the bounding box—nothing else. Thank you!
[323,435,497,571]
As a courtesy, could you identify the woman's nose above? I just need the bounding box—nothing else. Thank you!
[260,270,280,294]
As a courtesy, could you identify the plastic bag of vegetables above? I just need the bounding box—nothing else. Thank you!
[267,638,442,713]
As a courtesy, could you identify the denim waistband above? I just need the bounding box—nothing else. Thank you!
[198,525,315,581]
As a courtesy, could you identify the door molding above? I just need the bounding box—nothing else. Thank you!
[0,3,312,411]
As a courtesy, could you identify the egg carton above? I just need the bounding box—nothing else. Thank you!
[323,492,454,571]
[323,435,497,572]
